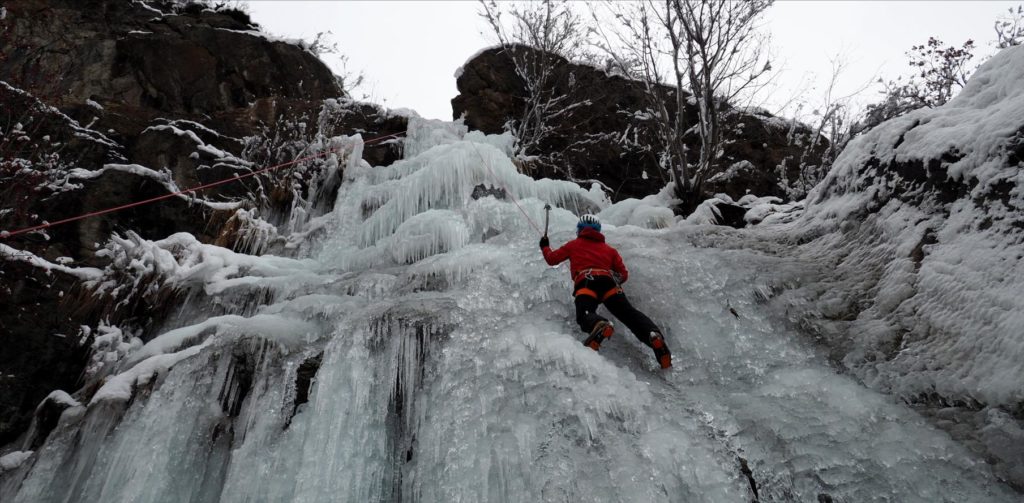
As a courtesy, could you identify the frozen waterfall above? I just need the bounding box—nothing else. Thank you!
[1,118,1017,502]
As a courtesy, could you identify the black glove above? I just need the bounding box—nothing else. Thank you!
[539,236,549,248]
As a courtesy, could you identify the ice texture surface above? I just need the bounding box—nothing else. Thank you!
[2,110,1019,502]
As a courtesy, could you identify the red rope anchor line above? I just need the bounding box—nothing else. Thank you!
[466,140,544,236]
[0,131,407,240]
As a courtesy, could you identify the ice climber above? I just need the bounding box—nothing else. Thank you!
[540,214,672,369]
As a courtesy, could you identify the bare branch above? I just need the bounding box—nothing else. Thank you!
[477,1,595,179]
[995,5,1024,49]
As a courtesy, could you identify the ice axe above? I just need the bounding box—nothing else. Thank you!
[543,203,551,238]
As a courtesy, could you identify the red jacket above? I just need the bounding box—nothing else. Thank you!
[542,228,629,283]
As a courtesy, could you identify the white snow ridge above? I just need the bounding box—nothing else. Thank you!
[3,56,1023,501]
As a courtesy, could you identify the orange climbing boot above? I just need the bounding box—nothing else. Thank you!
[583,321,614,350]
[650,332,672,369]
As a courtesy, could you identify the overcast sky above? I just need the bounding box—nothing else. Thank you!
[246,1,1020,121]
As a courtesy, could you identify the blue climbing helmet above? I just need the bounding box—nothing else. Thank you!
[576,214,601,234]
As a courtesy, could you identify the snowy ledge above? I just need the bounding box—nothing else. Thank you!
[0,81,123,154]
[0,451,33,473]
[90,343,207,404]
[69,163,177,193]
[68,163,246,212]
[91,312,322,405]
[0,243,102,281]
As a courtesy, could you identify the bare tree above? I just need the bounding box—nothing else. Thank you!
[862,37,975,131]
[478,0,591,173]
[671,0,773,202]
[298,31,366,98]
[865,6,1019,131]
[908,37,975,108]
[591,0,773,209]
[589,1,686,195]
[995,5,1024,48]
[784,55,874,199]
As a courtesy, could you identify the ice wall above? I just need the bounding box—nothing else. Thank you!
[1,117,1018,502]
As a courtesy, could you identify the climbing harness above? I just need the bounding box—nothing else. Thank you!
[573,269,623,301]
[572,267,615,284]
[577,284,622,301]
[0,131,407,240]
[573,285,623,301]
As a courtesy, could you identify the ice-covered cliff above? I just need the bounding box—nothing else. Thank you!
[1,115,1017,502]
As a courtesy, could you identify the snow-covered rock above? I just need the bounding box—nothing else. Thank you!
[0,451,33,473]
[767,45,1024,485]
[452,44,823,203]
[800,44,1024,405]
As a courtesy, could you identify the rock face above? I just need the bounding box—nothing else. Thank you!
[3,0,339,113]
[0,0,405,446]
[452,45,822,203]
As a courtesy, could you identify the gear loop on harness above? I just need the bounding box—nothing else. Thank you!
[572,274,623,302]
[573,267,613,284]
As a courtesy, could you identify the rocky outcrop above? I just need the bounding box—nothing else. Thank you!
[0,259,91,447]
[2,0,339,114]
[452,45,823,204]
[0,0,405,446]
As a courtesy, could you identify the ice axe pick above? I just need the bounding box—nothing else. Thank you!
[543,204,551,237]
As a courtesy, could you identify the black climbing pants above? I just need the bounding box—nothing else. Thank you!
[573,275,662,347]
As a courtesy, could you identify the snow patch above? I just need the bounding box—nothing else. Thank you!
[126,313,319,368]
[88,231,317,298]
[0,451,32,472]
[787,45,1024,418]
[42,390,81,409]
[0,243,103,280]
[90,344,206,404]
[707,160,754,183]
[68,163,178,193]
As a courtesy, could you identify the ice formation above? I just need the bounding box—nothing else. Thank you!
[2,93,1021,502]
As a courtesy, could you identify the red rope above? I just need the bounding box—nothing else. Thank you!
[467,141,544,236]
[0,131,406,239]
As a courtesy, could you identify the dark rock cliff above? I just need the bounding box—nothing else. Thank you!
[452,45,823,204]
[0,0,405,446]
[3,0,338,113]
